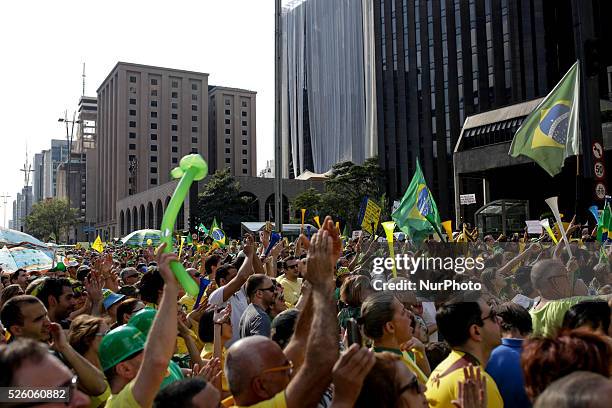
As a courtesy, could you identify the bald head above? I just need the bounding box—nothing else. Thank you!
[225,336,287,402]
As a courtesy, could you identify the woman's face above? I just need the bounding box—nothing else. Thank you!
[391,298,414,343]
[395,361,428,408]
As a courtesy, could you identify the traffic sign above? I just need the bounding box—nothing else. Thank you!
[594,162,606,179]
[595,183,607,200]
[592,142,603,160]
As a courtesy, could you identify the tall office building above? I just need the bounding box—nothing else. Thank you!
[374,0,611,218]
[95,62,209,238]
[33,153,44,203]
[281,0,378,178]
[208,86,257,176]
[11,186,33,232]
[34,140,69,200]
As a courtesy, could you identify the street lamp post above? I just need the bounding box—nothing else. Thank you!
[274,0,283,233]
[58,111,81,208]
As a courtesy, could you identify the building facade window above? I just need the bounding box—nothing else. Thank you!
[130,98,136,105]
[192,115,198,121]
[129,132,136,139]
[172,146,178,153]
[151,178,157,185]
[172,81,178,88]
[172,135,178,142]
[150,167,157,173]
[151,145,158,151]
[150,79,158,85]
[150,101,157,107]
[151,111,157,118]
[191,105,197,111]
[172,113,178,120]
[171,124,178,131]
[150,133,157,140]
[192,137,198,143]
[151,156,157,162]
[129,76,136,83]
[171,102,178,109]
[129,121,136,128]
[172,91,178,98]
[191,83,198,90]
[129,109,136,116]
[129,144,136,150]
[150,123,157,129]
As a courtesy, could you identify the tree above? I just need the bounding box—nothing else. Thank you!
[290,158,385,231]
[194,169,256,237]
[25,198,78,243]
[290,188,322,223]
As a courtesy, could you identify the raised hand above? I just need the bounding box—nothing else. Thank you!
[331,344,376,407]
[321,216,342,262]
[452,365,487,408]
[194,358,222,383]
[304,229,334,290]
[243,234,255,258]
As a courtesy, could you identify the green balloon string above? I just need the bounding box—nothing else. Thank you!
[160,154,208,296]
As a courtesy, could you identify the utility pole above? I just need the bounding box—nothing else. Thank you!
[274,0,283,233]
[0,193,9,229]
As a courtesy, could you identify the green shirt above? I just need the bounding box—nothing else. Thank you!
[530,296,594,337]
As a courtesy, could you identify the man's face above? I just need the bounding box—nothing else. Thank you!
[285,260,299,279]
[13,353,90,408]
[190,382,221,408]
[477,300,501,351]
[258,277,276,308]
[51,286,77,321]
[124,273,140,286]
[13,301,51,341]
[256,344,292,400]
[13,271,28,288]
[222,267,238,285]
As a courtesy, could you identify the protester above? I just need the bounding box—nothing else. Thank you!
[530,259,607,337]
[275,256,302,307]
[224,220,340,407]
[337,275,372,331]
[560,300,611,335]
[239,274,275,338]
[120,267,141,286]
[360,291,430,383]
[9,268,28,290]
[153,377,221,408]
[0,339,91,408]
[0,283,24,310]
[33,277,79,328]
[425,294,504,407]
[208,237,253,346]
[68,314,109,368]
[485,302,533,408]
[1,295,51,341]
[115,297,146,326]
[533,371,612,408]
[521,328,612,401]
[100,244,185,407]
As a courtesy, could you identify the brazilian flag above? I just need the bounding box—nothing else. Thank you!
[392,159,441,244]
[597,203,612,242]
[509,61,580,176]
[211,217,226,247]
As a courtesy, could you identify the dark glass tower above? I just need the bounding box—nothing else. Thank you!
[374,0,612,219]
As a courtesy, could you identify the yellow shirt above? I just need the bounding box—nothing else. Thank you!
[372,347,428,384]
[105,381,141,408]
[530,296,593,337]
[201,342,229,392]
[88,382,111,408]
[233,391,287,408]
[176,327,205,355]
[425,350,503,408]
[276,275,302,307]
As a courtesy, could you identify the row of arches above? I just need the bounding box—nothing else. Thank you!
[119,197,184,237]
[119,192,291,237]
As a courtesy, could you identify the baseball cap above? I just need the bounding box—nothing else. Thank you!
[120,267,140,281]
[102,289,126,310]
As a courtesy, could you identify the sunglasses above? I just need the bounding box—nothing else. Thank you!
[482,309,498,323]
[258,286,276,293]
[261,360,294,377]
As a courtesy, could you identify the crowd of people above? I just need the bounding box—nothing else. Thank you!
[1,215,612,407]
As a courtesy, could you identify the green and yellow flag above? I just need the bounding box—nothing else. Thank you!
[211,217,226,247]
[392,160,441,243]
[597,203,612,242]
[509,61,580,176]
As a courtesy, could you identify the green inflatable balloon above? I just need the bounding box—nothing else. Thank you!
[160,154,208,296]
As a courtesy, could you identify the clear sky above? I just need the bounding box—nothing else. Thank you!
[0,0,288,226]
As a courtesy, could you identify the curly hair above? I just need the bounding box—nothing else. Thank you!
[521,329,612,401]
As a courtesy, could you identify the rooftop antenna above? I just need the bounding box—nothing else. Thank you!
[82,62,86,96]
[0,193,9,229]
[20,148,32,187]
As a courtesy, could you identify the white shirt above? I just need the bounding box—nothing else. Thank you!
[208,285,249,347]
